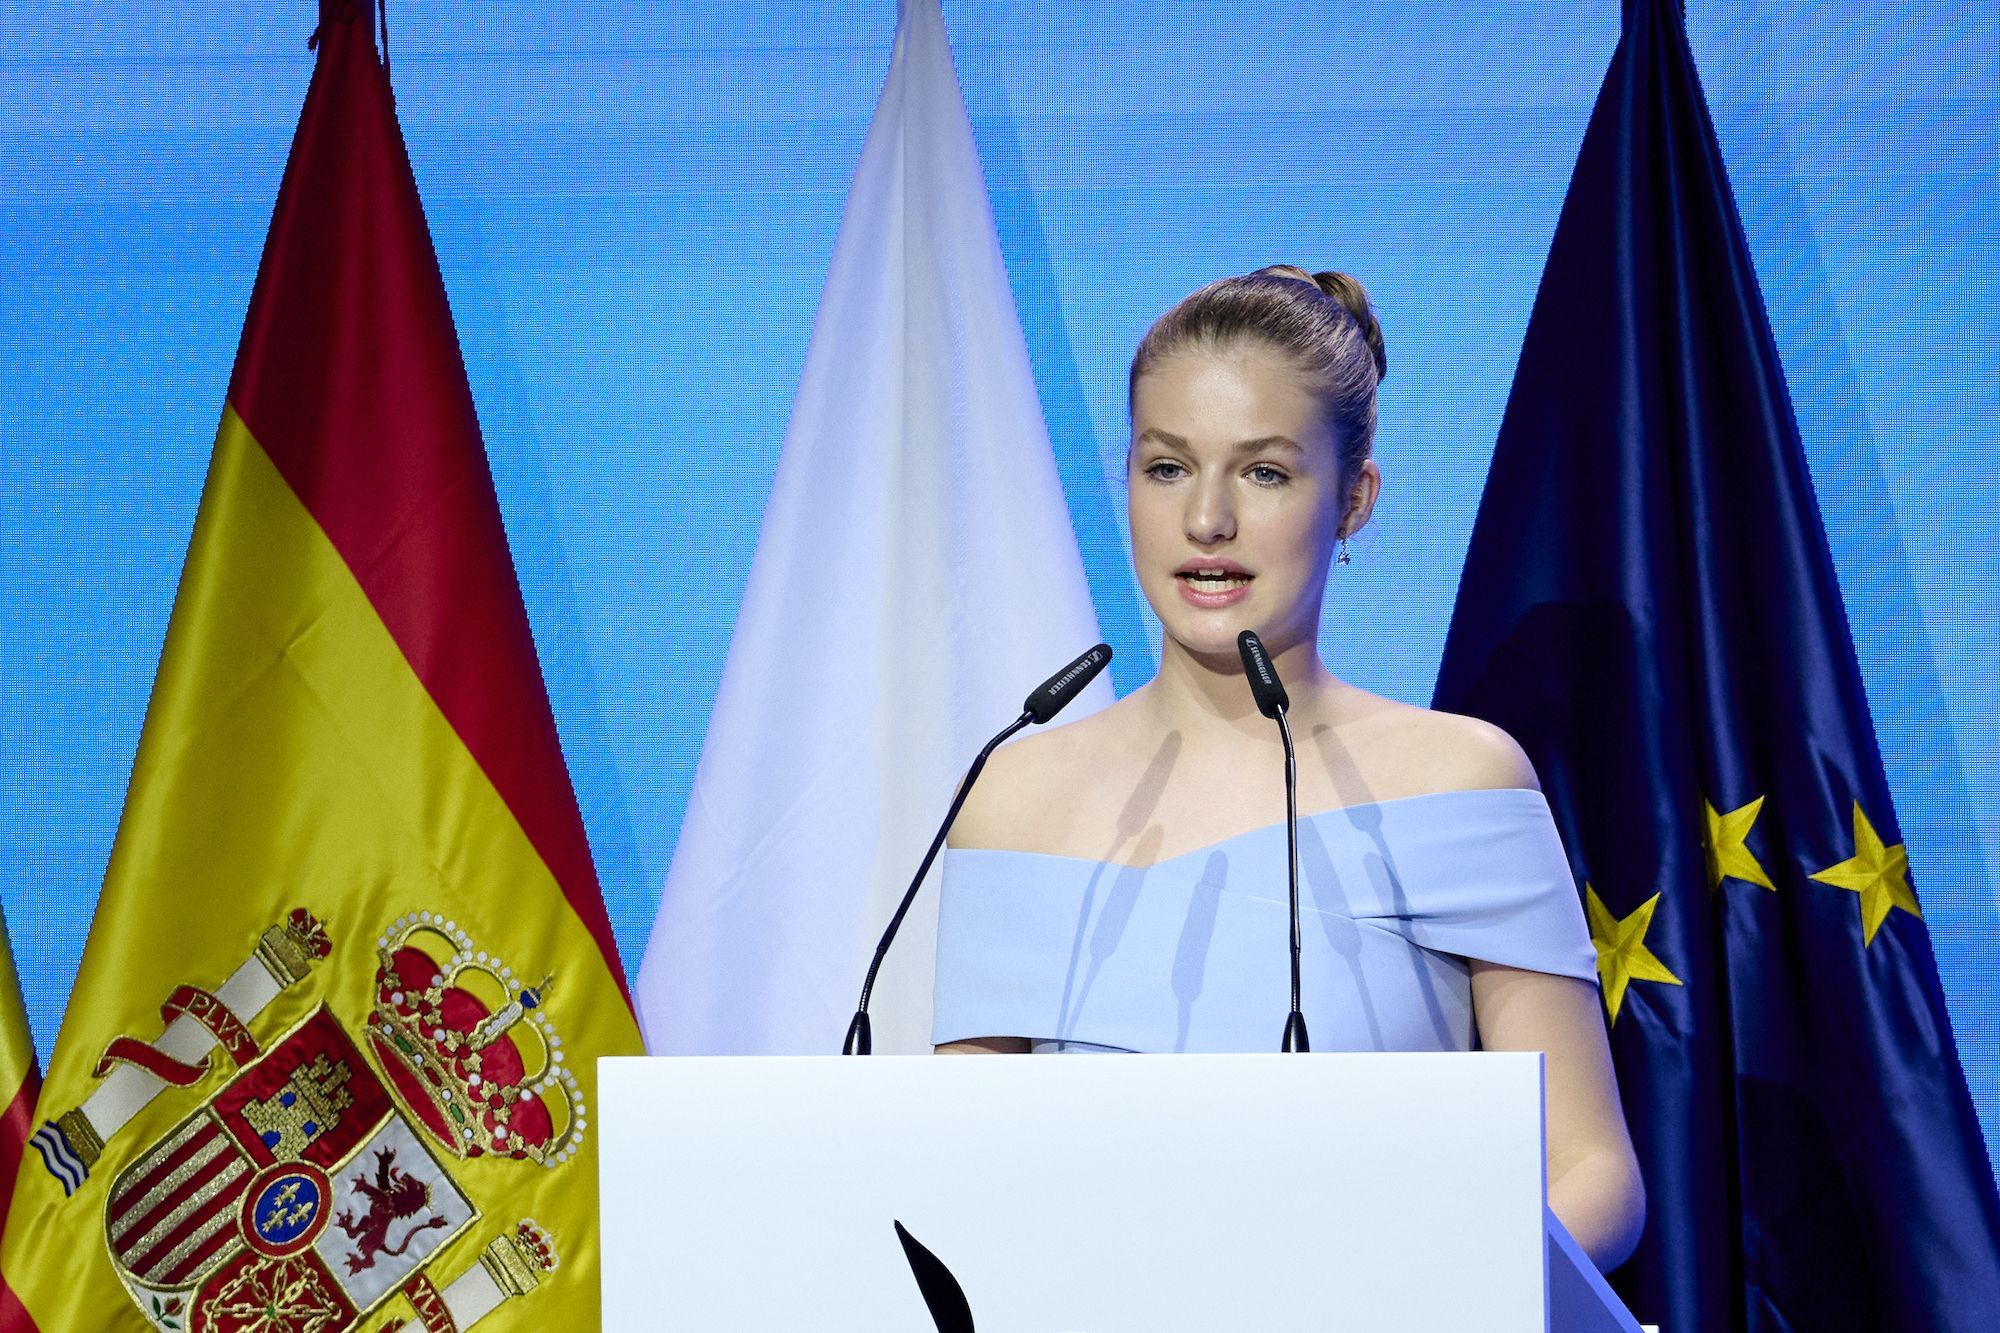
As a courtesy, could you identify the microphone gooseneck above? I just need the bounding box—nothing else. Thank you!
[843,643,1113,1054]
[1237,630,1309,1054]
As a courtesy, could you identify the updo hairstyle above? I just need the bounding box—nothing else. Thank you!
[1129,265,1388,485]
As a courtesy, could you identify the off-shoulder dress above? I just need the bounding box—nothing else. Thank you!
[931,787,1596,1054]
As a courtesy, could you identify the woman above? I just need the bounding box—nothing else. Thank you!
[929,266,1645,1270]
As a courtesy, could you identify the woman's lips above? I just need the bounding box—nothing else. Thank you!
[1175,569,1253,608]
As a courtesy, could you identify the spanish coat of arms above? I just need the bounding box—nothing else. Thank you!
[30,909,580,1332]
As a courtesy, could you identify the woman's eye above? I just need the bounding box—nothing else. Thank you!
[1144,460,1187,481]
[1247,464,1290,486]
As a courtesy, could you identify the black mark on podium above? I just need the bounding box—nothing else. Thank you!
[894,1220,976,1333]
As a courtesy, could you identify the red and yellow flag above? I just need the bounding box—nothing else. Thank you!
[0,5,641,1329]
[0,904,43,1321]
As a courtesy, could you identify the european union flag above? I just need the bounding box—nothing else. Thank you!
[1432,2,2000,1328]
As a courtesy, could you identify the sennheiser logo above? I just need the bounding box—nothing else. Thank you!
[1044,650,1104,696]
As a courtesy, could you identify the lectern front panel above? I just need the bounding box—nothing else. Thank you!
[599,1053,1544,1331]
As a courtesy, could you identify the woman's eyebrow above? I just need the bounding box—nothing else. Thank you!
[1232,435,1302,455]
[1134,428,1301,455]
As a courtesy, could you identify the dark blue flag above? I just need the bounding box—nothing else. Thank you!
[1432,2,2000,1329]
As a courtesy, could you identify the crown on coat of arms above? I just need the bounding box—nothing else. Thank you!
[258,906,335,985]
[483,1218,561,1298]
[362,912,585,1168]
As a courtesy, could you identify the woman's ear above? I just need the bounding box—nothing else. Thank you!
[1339,459,1382,538]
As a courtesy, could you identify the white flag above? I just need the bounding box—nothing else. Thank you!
[636,0,1109,1055]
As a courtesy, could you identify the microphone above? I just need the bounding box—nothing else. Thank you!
[842,643,1113,1055]
[1024,642,1113,723]
[1237,628,1290,719]
[1237,630,1309,1053]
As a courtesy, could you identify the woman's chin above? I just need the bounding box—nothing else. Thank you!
[1157,609,1317,667]
[1144,583,1314,663]
[1159,616,1257,663]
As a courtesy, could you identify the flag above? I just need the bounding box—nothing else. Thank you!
[0,904,41,1317]
[0,4,640,1329]
[1433,1,2000,1328]
[635,0,1108,1056]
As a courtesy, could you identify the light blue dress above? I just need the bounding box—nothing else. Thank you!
[931,788,1597,1053]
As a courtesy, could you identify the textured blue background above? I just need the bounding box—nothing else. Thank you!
[1,2,1994,1170]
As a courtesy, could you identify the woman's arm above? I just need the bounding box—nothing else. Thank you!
[1471,960,1645,1271]
[1421,714,1642,1267]
[934,1037,1030,1054]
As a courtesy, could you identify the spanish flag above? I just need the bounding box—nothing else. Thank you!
[0,904,42,1320]
[0,5,641,1330]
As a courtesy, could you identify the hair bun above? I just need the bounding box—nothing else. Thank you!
[1309,271,1387,383]
[1250,264,1388,383]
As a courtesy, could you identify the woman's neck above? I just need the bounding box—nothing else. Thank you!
[1147,631,1336,742]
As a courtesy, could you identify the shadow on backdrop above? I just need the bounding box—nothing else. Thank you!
[971,82,1156,694]
[431,209,654,983]
[1722,111,2000,1160]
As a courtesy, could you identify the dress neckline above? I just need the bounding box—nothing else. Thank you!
[945,785,1547,873]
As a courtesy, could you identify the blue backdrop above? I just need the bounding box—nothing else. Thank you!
[2,1,1995,1170]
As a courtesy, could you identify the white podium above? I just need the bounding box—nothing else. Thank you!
[599,1054,1642,1331]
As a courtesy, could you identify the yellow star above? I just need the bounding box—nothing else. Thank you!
[1809,801,1921,946]
[1701,793,1774,892]
[1585,883,1683,1025]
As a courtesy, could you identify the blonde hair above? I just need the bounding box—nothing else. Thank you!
[1129,265,1387,481]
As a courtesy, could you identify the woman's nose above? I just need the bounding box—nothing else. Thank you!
[1185,476,1235,545]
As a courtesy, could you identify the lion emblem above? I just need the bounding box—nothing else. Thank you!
[335,1146,448,1273]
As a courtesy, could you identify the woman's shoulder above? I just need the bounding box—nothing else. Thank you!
[1317,685,1541,799]
[947,692,1144,853]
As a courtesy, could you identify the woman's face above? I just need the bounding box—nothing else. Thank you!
[1128,340,1356,662]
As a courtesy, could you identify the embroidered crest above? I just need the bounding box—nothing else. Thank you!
[363,913,586,1166]
[36,909,566,1332]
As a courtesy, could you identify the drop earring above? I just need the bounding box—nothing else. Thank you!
[1336,532,1352,566]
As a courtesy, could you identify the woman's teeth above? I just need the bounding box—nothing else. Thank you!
[1178,570,1251,591]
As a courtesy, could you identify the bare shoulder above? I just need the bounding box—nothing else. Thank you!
[1320,685,1540,798]
[1416,706,1541,792]
[948,694,1137,852]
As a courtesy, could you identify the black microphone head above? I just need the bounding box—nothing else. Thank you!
[1023,643,1112,724]
[1236,630,1289,719]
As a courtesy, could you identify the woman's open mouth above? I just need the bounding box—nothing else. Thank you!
[1175,566,1253,607]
